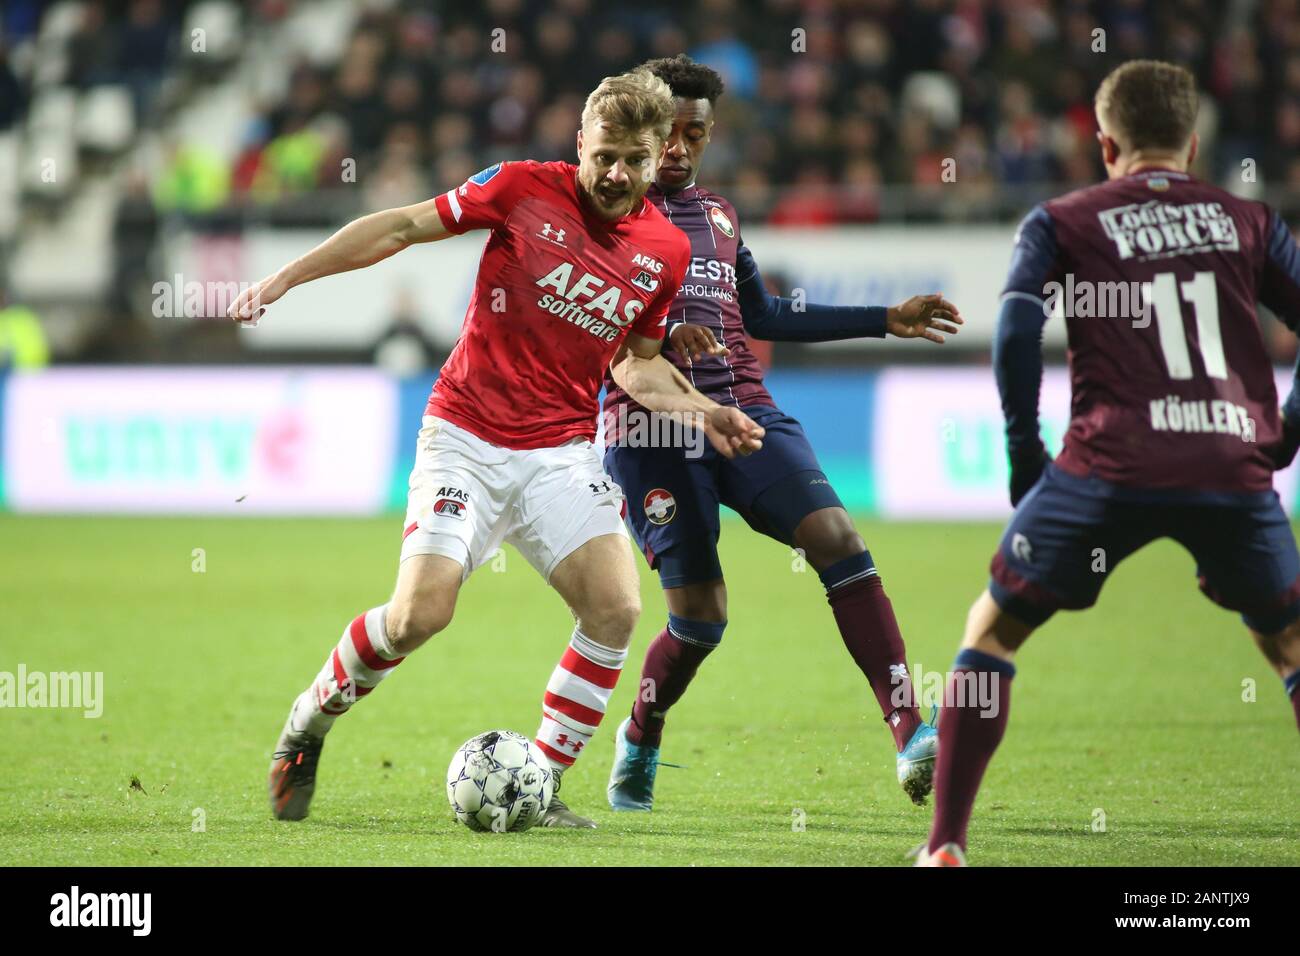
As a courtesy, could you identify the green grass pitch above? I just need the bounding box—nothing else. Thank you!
[1,514,1296,866]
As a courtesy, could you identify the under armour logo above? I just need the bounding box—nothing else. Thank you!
[1011,533,1033,563]
[554,734,584,753]
[589,480,611,494]
[538,222,566,245]
[889,663,909,682]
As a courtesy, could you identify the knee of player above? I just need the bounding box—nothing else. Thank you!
[963,590,1035,654]
[1254,613,1300,673]
[581,597,641,645]
[387,600,453,653]
[669,581,728,622]
[796,513,867,569]
[826,527,868,564]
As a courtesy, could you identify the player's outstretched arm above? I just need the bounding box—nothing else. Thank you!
[226,197,453,324]
[610,333,765,459]
[885,294,964,343]
[735,245,962,344]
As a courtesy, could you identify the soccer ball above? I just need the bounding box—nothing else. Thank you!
[446,730,553,832]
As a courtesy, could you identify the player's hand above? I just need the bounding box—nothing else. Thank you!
[1009,446,1051,506]
[227,272,290,326]
[886,293,963,344]
[671,323,730,363]
[1266,416,1300,471]
[704,406,765,459]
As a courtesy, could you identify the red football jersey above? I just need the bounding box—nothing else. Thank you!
[427,160,691,449]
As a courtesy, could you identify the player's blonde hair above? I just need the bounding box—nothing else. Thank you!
[581,70,675,145]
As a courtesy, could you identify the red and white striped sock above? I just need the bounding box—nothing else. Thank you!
[290,605,405,737]
[534,628,627,772]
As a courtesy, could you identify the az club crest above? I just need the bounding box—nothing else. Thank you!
[644,488,676,525]
[433,497,466,520]
[709,206,735,238]
[631,268,659,293]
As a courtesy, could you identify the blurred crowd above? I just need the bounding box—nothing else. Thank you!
[6,0,1300,225]
[4,0,1300,367]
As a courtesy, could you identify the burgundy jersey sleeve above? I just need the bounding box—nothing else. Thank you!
[630,237,690,341]
[1002,204,1064,300]
[433,161,538,235]
[1260,210,1300,331]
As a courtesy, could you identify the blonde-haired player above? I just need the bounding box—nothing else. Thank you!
[230,70,765,828]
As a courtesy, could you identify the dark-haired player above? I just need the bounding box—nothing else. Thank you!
[603,55,963,811]
[918,60,1300,866]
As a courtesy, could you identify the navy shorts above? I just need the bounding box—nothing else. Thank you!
[605,405,844,588]
[990,464,1300,634]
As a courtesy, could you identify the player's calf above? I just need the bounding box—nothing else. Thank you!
[268,555,464,821]
[385,597,455,656]
[817,545,923,749]
[627,612,725,750]
[533,533,641,827]
[925,590,1036,856]
[797,513,940,802]
[1249,614,1300,732]
[269,603,406,820]
[385,553,464,654]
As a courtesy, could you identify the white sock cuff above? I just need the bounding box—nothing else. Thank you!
[570,627,627,670]
[368,604,399,660]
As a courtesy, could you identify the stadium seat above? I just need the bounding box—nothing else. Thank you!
[0,132,18,239]
[35,0,85,45]
[900,73,961,131]
[25,86,76,138]
[76,86,136,153]
[182,1,242,62]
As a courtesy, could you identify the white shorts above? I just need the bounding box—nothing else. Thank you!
[400,416,627,581]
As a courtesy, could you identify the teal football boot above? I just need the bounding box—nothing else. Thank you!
[607,717,661,811]
[897,710,939,806]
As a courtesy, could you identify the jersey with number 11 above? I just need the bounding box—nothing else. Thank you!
[1004,169,1300,493]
